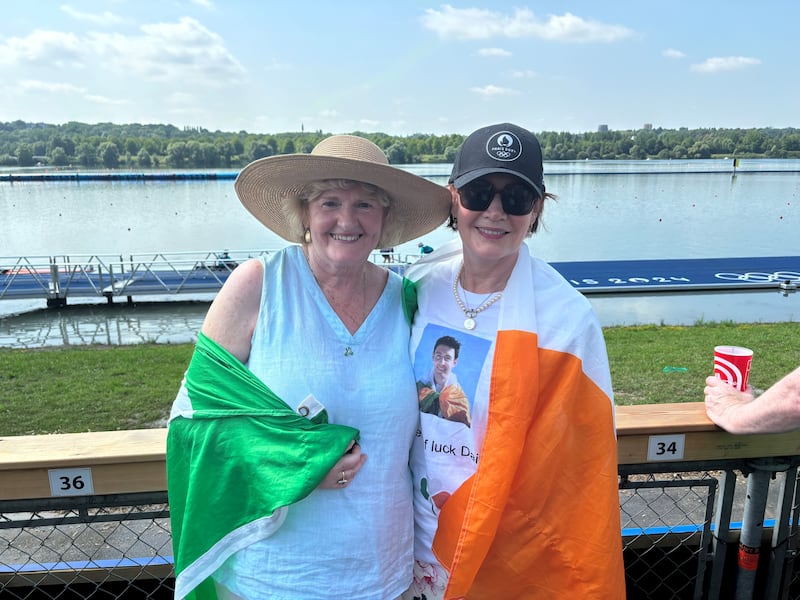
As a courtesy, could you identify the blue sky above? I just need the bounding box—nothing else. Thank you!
[1,1,798,136]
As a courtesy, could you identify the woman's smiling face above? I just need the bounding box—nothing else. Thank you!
[453,173,540,269]
[305,183,385,269]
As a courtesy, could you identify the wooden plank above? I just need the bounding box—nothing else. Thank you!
[616,403,800,465]
[617,430,800,465]
[0,429,167,470]
[0,429,168,500]
[0,462,168,500]
[2,406,800,499]
[615,402,716,435]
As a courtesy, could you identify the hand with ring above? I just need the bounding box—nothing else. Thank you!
[319,440,366,489]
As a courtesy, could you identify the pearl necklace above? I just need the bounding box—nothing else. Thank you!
[452,263,503,330]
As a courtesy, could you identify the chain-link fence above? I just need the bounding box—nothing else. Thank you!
[1,492,172,599]
[2,462,799,599]
[619,459,800,600]
[621,471,717,599]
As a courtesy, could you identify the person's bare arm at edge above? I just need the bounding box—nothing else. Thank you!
[704,366,800,434]
[200,257,367,487]
[201,258,264,363]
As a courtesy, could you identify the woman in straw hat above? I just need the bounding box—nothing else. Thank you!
[402,123,624,599]
[167,135,450,600]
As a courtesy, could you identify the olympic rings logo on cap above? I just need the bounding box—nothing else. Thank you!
[486,131,522,162]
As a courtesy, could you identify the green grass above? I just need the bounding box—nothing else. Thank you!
[1,321,798,436]
[605,321,799,405]
[0,343,194,435]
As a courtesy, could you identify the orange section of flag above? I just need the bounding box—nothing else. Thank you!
[433,330,625,599]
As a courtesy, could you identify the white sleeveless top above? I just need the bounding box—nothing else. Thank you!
[214,246,417,600]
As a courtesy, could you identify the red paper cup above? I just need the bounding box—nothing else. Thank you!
[713,346,753,391]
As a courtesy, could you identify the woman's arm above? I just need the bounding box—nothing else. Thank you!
[704,366,800,434]
[201,258,264,364]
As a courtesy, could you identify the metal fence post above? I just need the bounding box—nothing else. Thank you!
[708,469,737,600]
[735,459,792,600]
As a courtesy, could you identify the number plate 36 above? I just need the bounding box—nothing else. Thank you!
[48,468,95,496]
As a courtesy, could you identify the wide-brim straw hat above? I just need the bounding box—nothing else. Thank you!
[235,135,451,248]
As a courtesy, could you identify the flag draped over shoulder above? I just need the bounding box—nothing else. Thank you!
[432,333,625,599]
[167,332,359,600]
[409,240,625,599]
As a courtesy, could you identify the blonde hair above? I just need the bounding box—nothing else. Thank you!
[282,179,394,247]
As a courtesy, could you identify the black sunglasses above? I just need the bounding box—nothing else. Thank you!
[458,179,539,216]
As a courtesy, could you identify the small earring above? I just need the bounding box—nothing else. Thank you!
[303,228,312,244]
[449,215,458,230]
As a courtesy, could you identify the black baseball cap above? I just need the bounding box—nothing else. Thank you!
[449,122,545,197]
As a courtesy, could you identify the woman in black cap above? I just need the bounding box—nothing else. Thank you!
[403,123,625,599]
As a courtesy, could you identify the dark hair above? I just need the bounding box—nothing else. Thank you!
[434,335,461,360]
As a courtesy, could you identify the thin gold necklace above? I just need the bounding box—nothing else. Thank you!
[452,262,502,330]
[306,250,368,348]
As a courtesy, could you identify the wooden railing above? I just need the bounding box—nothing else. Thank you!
[2,403,799,599]
[616,402,800,463]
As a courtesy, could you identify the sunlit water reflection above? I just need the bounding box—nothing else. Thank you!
[1,290,796,349]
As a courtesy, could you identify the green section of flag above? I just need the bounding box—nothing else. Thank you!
[167,332,358,599]
[402,277,418,325]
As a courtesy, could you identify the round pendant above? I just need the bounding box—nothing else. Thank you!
[464,317,476,330]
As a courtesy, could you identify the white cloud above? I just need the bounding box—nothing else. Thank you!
[85,94,128,105]
[319,109,339,118]
[168,105,207,118]
[88,17,246,85]
[60,4,124,26]
[19,79,85,94]
[543,12,633,43]
[17,79,128,106]
[190,0,214,8]
[470,84,519,96]
[0,30,84,67]
[167,92,196,105]
[0,18,245,87]
[690,56,761,73]
[422,5,634,43]
[663,48,686,59]
[512,70,537,78]
[478,47,512,57]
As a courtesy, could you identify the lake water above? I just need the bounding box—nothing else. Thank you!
[1,159,799,347]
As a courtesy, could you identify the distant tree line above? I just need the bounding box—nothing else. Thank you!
[1,120,798,170]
